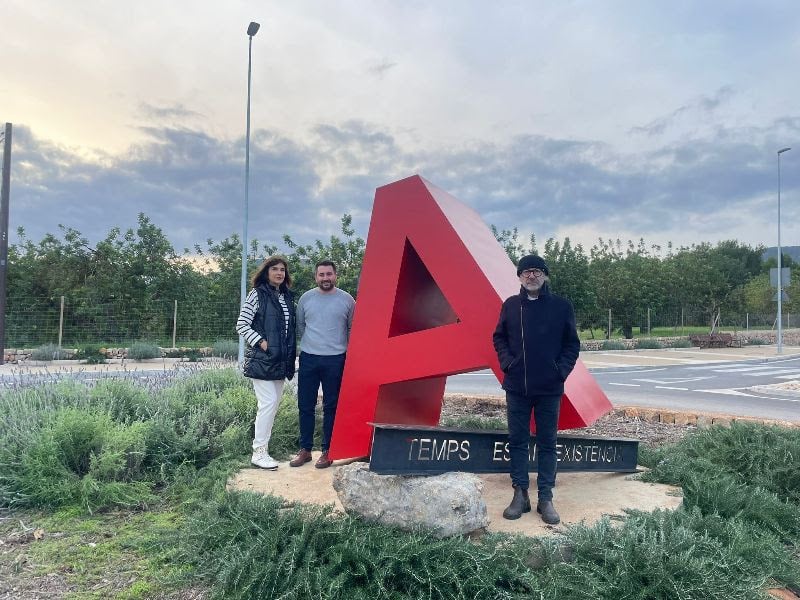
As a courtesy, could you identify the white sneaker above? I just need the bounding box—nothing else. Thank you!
[251,447,278,470]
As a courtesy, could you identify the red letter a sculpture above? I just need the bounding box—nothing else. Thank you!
[328,175,612,460]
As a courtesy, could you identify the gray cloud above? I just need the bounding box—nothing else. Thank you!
[8,115,800,257]
[630,86,736,137]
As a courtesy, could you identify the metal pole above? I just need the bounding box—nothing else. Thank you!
[239,23,260,365]
[647,307,651,336]
[0,123,11,366]
[172,299,177,349]
[58,296,64,354]
[777,147,791,355]
[607,308,612,340]
[746,312,749,331]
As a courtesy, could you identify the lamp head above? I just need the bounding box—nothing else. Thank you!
[247,22,260,36]
[778,147,791,155]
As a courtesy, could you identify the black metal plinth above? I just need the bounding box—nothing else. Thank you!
[369,423,639,475]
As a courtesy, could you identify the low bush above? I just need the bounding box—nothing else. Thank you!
[127,341,162,361]
[635,338,663,349]
[641,422,800,543]
[76,344,107,364]
[9,408,155,510]
[0,368,258,511]
[746,337,770,346]
[212,340,239,359]
[30,343,70,361]
[183,491,540,599]
[669,338,693,348]
[601,339,627,350]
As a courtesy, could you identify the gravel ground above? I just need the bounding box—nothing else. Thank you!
[441,396,696,447]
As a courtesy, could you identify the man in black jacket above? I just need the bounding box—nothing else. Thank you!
[492,255,580,524]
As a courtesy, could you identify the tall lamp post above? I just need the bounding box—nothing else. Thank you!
[777,146,791,355]
[239,21,261,365]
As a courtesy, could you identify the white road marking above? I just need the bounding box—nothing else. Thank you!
[655,386,689,390]
[595,368,666,376]
[743,370,800,377]
[631,376,714,384]
[694,388,799,402]
[713,365,793,373]
[607,382,640,387]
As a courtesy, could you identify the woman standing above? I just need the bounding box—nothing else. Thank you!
[236,255,297,469]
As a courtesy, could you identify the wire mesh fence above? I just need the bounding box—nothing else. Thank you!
[2,296,792,349]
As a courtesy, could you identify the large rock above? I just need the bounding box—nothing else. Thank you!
[332,462,488,537]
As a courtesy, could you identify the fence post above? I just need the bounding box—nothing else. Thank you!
[647,307,651,336]
[746,313,749,331]
[607,308,612,339]
[58,295,64,354]
[681,307,684,336]
[172,300,178,349]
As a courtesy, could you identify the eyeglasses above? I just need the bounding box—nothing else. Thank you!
[520,268,545,278]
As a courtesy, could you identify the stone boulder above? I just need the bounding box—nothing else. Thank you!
[332,462,488,537]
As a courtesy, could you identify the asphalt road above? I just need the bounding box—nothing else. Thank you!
[444,355,800,422]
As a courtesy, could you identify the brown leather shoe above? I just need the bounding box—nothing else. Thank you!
[315,452,332,469]
[289,449,312,467]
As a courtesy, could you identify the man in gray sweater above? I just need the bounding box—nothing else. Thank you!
[289,260,356,468]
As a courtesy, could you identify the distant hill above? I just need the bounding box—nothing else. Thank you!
[763,246,800,263]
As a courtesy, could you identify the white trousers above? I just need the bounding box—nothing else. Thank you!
[252,379,284,451]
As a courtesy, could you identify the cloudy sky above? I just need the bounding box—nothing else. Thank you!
[3,0,800,256]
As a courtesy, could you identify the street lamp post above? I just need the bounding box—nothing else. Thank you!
[777,146,791,355]
[239,21,261,365]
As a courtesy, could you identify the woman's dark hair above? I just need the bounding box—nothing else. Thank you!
[251,255,292,290]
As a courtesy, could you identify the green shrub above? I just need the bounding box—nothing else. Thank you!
[90,379,154,422]
[127,341,162,361]
[746,337,769,346]
[30,343,71,361]
[9,409,155,510]
[601,339,626,350]
[635,338,663,349]
[76,344,107,364]
[212,340,239,359]
[535,507,797,598]
[669,338,693,348]
[641,422,800,542]
[183,491,540,600]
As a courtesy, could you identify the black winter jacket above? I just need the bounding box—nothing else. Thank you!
[492,285,580,396]
[243,284,297,381]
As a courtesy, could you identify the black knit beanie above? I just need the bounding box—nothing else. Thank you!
[516,255,549,276]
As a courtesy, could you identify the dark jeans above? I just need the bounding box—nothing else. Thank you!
[297,351,346,452]
[506,391,561,501]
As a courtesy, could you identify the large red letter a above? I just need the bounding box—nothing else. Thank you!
[328,175,611,460]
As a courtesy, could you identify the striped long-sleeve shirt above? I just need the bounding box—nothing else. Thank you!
[236,288,290,348]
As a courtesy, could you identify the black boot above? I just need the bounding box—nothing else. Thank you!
[537,500,560,525]
[502,486,531,520]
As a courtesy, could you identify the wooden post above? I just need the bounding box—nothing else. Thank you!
[57,296,64,355]
[172,300,177,350]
